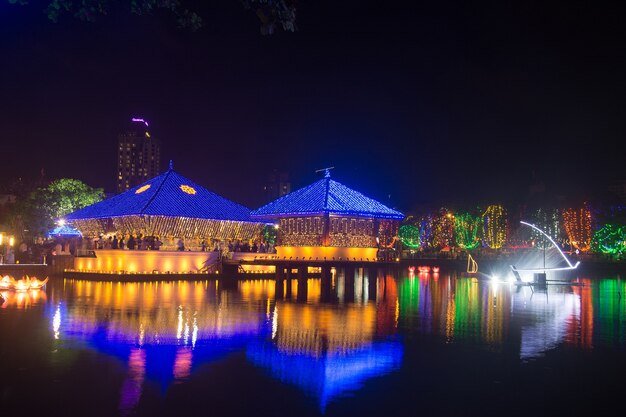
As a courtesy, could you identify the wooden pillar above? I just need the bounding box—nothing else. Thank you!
[321,266,333,302]
[344,266,355,303]
[367,267,378,301]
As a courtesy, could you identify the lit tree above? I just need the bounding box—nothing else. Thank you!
[562,205,593,252]
[482,205,507,249]
[399,224,421,249]
[530,208,561,249]
[432,208,454,249]
[22,179,104,236]
[417,214,434,248]
[591,224,626,257]
[454,212,481,250]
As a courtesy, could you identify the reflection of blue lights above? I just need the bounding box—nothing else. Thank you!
[45,304,268,390]
[247,340,403,410]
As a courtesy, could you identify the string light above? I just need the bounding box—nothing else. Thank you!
[562,205,592,252]
[454,212,481,250]
[530,208,561,249]
[482,205,506,249]
[432,208,454,249]
[591,224,626,256]
[417,214,434,248]
[399,224,421,249]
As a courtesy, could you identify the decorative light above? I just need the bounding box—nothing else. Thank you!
[562,205,592,252]
[528,208,561,248]
[135,184,151,194]
[131,117,149,127]
[482,205,506,249]
[399,224,421,248]
[591,224,626,256]
[417,214,434,248]
[454,212,481,250]
[180,185,196,195]
[432,208,454,249]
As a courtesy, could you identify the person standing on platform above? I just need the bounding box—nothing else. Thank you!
[177,238,185,251]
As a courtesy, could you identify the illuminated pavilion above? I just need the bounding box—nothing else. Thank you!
[250,170,404,262]
[66,163,264,273]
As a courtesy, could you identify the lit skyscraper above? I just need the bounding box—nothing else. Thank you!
[116,117,161,193]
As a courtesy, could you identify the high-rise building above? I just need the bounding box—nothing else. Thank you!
[264,170,291,202]
[117,118,160,193]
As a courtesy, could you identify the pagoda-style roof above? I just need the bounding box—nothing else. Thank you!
[66,166,253,222]
[251,172,404,220]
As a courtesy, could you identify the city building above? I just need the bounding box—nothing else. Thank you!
[264,170,291,203]
[251,170,404,261]
[117,117,160,193]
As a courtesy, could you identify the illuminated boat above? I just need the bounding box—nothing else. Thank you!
[28,277,49,290]
[408,266,416,273]
[0,275,16,290]
[418,266,430,273]
[466,254,478,274]
[432,266,440,273]
[510,221,580,277]
[0,275,48,291]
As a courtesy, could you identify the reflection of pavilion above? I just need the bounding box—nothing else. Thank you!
[47,279,269,414]
[247,299,402,410]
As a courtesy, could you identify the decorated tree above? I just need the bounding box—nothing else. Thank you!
[454,212,481,250]
[562,205,593,252]
[530,208,561,249]
[417,214,434,249]
[399,224,421,249]
[432,208,454,249]
[591,224,626,257]
[482,205,507,249]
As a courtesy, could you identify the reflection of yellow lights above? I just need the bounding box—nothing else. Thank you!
[180,185,196,195]
[135,184,151,194]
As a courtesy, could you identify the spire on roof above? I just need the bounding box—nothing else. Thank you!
[169,160,174,170]
[315,166,334,178]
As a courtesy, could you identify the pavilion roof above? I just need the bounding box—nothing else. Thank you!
[66,166,254,222]
[251,173,404,220]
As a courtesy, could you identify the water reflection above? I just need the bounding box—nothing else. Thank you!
[1,270,624,414]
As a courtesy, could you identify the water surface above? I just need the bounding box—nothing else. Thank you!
[1,270,625,416]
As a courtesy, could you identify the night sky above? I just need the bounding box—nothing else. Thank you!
[1,1,624,210]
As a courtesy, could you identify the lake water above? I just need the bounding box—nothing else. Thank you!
[1,269,625,416]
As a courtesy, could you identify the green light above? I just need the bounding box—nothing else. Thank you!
[454,212,481,250]
[591,224,626,256]
[399,224,421,248]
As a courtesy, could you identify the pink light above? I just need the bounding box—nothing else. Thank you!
[131,117,149,127]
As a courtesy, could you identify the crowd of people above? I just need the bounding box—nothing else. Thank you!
[89,234,276,254]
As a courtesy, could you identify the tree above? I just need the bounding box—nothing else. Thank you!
[22,179,104,237]
[7,0,297,34]
[454,212,481,250]
[398,224,420,249]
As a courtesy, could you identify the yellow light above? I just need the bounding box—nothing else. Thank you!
[180,185,196,195]
[9,237,14,246]
[135,184,151,194]
[0,233,3,245]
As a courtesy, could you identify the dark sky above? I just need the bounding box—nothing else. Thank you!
[1,0,624,210]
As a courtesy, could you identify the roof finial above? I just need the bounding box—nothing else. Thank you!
[315,166,334,178]
[169,160,174,170]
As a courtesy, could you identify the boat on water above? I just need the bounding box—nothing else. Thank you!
[0,275,48,291]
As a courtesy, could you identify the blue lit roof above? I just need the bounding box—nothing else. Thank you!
[66,167,254,222]
[251,173,404,220]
